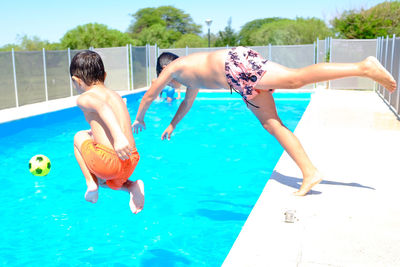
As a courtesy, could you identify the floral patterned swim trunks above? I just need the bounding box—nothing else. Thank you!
[225,46,268,107]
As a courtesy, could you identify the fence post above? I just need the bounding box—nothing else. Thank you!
[328,37,333,89]
[186,46,188,56]
[389,35,396,104]
[375,37,380,61]
[384,35,389,99]
[145,44,149,87]
[379,37,384,93]
[126,44,130,91]
[316,38,319,64]
[11,48,19,107]
[268,44,272,61]
[397,37,400,114]
[148,44,151,85]
[68,48,73,96]
[130,44,134,90]
[313,41,316,88]
[42,48,48,101]
[375,37,380,92]
[154,43,158,81]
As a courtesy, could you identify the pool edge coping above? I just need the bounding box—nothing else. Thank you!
[0,88,316,124]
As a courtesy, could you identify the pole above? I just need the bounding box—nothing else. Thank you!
[268,43,272,61]
[68,48,73,96]
[205,19,213,48]
[313,41,316,88]
[11,48,19,107]
[389,35,395,104]
[145,44,149,87]
[126,44,130,91]
[384,35,389,99]
[379,37,384,94]
[375,37,380,92]
[42,48,48,101]
[208,27,210,48]
[130,44,134,90]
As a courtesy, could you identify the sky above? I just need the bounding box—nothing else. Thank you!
[0,0,389,46]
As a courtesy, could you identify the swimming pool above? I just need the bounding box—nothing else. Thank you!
[0,91,311,266]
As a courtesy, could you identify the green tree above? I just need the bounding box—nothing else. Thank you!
[128,8,164,35]
[251,18,331,45]
[128,6,202,48]
[19,35,50,50]
[238,17,284,46]
[136,24,182,48]
[0,35,61,51]
[60,23,135,49]
[128,6,201,37]
[214,17,238,47]
[332,1,400,38]
[0,43,20,51]
[174,34,207,48]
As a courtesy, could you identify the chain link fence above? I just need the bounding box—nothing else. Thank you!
[1,38,394,112]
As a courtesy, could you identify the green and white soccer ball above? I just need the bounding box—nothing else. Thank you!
[29,155,51,176]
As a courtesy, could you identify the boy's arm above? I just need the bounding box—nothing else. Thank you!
[77,93,133,160]
[161,87,199,140]
[133,67,175,132]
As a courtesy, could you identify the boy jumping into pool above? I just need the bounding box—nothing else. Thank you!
[71,50,144,213]
[133,47,397,196]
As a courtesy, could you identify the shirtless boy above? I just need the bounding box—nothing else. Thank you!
[133,46,396,196]
[71,50,144,213]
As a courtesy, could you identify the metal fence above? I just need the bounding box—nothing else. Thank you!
[330,39,377,90]
[0,46,132,110]
[376,36,400,117]
[0,38,391,111]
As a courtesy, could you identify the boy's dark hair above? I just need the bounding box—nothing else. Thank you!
[156,52,179,76]
[70,50,105,86]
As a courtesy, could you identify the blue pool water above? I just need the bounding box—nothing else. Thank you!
[0,92,311,266]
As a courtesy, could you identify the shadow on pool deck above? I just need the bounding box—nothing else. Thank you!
[270,171,376,194]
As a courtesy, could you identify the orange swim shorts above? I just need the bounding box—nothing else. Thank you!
[81,140,140,190]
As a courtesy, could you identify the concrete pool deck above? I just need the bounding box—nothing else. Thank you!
[223,89,400,267]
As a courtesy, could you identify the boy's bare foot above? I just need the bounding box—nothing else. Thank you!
[128,180,145,214]
[363,56,397,93]
[85,187,99,203]
[294,170,323,196]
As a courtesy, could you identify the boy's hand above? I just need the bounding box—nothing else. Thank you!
[132,120,146,134]
[114,135,133,160]
[161,124,175,140]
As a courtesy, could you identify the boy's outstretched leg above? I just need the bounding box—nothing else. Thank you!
[256,57,396,92]
[249,91,322,196]
[121,180,145,214]
[74,130,99,203]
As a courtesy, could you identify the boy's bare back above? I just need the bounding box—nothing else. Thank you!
[165,49,229,89]
[79,87,135,150]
